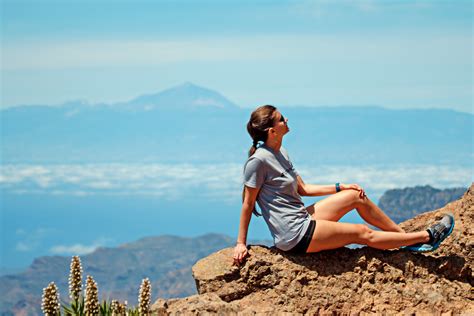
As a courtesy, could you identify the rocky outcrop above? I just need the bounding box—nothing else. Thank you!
[151,184,474,315]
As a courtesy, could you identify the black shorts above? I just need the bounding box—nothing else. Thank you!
[287,220,316,254]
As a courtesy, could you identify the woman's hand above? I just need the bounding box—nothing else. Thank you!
[233,242,248,266]
[341,183,367,199]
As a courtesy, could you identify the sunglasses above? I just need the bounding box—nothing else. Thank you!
[265,114,287,131]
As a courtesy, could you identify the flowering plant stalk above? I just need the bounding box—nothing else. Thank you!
[138,278,152,316]
[84,275,99,315]
[42,282,61,316]
[61,255,85,315]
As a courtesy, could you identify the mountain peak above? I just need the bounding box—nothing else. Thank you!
[127,82,239,110]
[176,81,200,89]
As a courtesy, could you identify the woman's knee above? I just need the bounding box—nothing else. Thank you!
[355,224,375,244]
[341,189,365,206]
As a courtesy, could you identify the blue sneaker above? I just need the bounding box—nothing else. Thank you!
[426,213,455,251]
[401,242,433,252]
[401,213,455,253]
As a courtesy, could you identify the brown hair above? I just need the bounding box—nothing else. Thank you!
[243,105,278,216]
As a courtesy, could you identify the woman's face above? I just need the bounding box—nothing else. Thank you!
[271,111,290,137]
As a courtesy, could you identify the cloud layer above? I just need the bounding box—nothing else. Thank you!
[1,163,471,202]
[5,162,471,257]
[3,33,469,71]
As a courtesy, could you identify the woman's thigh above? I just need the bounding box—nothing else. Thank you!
[305,190,359,222]
[306,219,364,253]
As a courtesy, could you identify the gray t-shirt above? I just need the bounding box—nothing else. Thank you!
[243,143,311,251]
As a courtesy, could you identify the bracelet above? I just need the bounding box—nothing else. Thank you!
[335,182,341,192]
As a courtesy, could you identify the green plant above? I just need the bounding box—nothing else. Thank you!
[62,296,85,316]
[99,300,112,316]
[41,255,156,315]
[126,307,140,316]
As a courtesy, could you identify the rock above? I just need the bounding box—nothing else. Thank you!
[151,184,474,315]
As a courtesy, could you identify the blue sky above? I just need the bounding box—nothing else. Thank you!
[1,0,472,112]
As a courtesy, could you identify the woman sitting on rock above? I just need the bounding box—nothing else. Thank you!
[233,105,454,265]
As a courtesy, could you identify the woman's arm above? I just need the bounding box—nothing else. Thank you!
[297,176,335,196]
[236,185,260,245]
[297,176,366,197]
[234,185,260,265]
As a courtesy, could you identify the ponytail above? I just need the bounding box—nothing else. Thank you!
[247,139,259,158]
[243,105,277,217]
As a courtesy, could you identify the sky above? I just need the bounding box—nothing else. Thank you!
[1,0,473,272]
[1,0,472,112]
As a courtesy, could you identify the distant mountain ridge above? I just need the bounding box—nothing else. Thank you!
[1,82,472,165]
[0,233,272,316]
[379,185,467,223]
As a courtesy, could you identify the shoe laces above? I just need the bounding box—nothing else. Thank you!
[429,222,448,241]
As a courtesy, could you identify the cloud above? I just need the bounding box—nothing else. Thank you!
[2,38,263,70]
[297,164,473,197]
[2,32,469,71]
[1,163,472,202]
[14,227,54,252]
[16,241,32,252]
[292,0,433,16]
[15,228,27,235]
[49,237,114,255]
[49,244,98,255]
[1,163,244,201]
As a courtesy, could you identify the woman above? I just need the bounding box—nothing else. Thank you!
[233,105,454,265]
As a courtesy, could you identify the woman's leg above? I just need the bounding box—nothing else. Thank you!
[305,190,403,233]
[306,220,429,253]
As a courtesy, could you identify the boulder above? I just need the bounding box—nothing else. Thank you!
[151,184,474,315]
